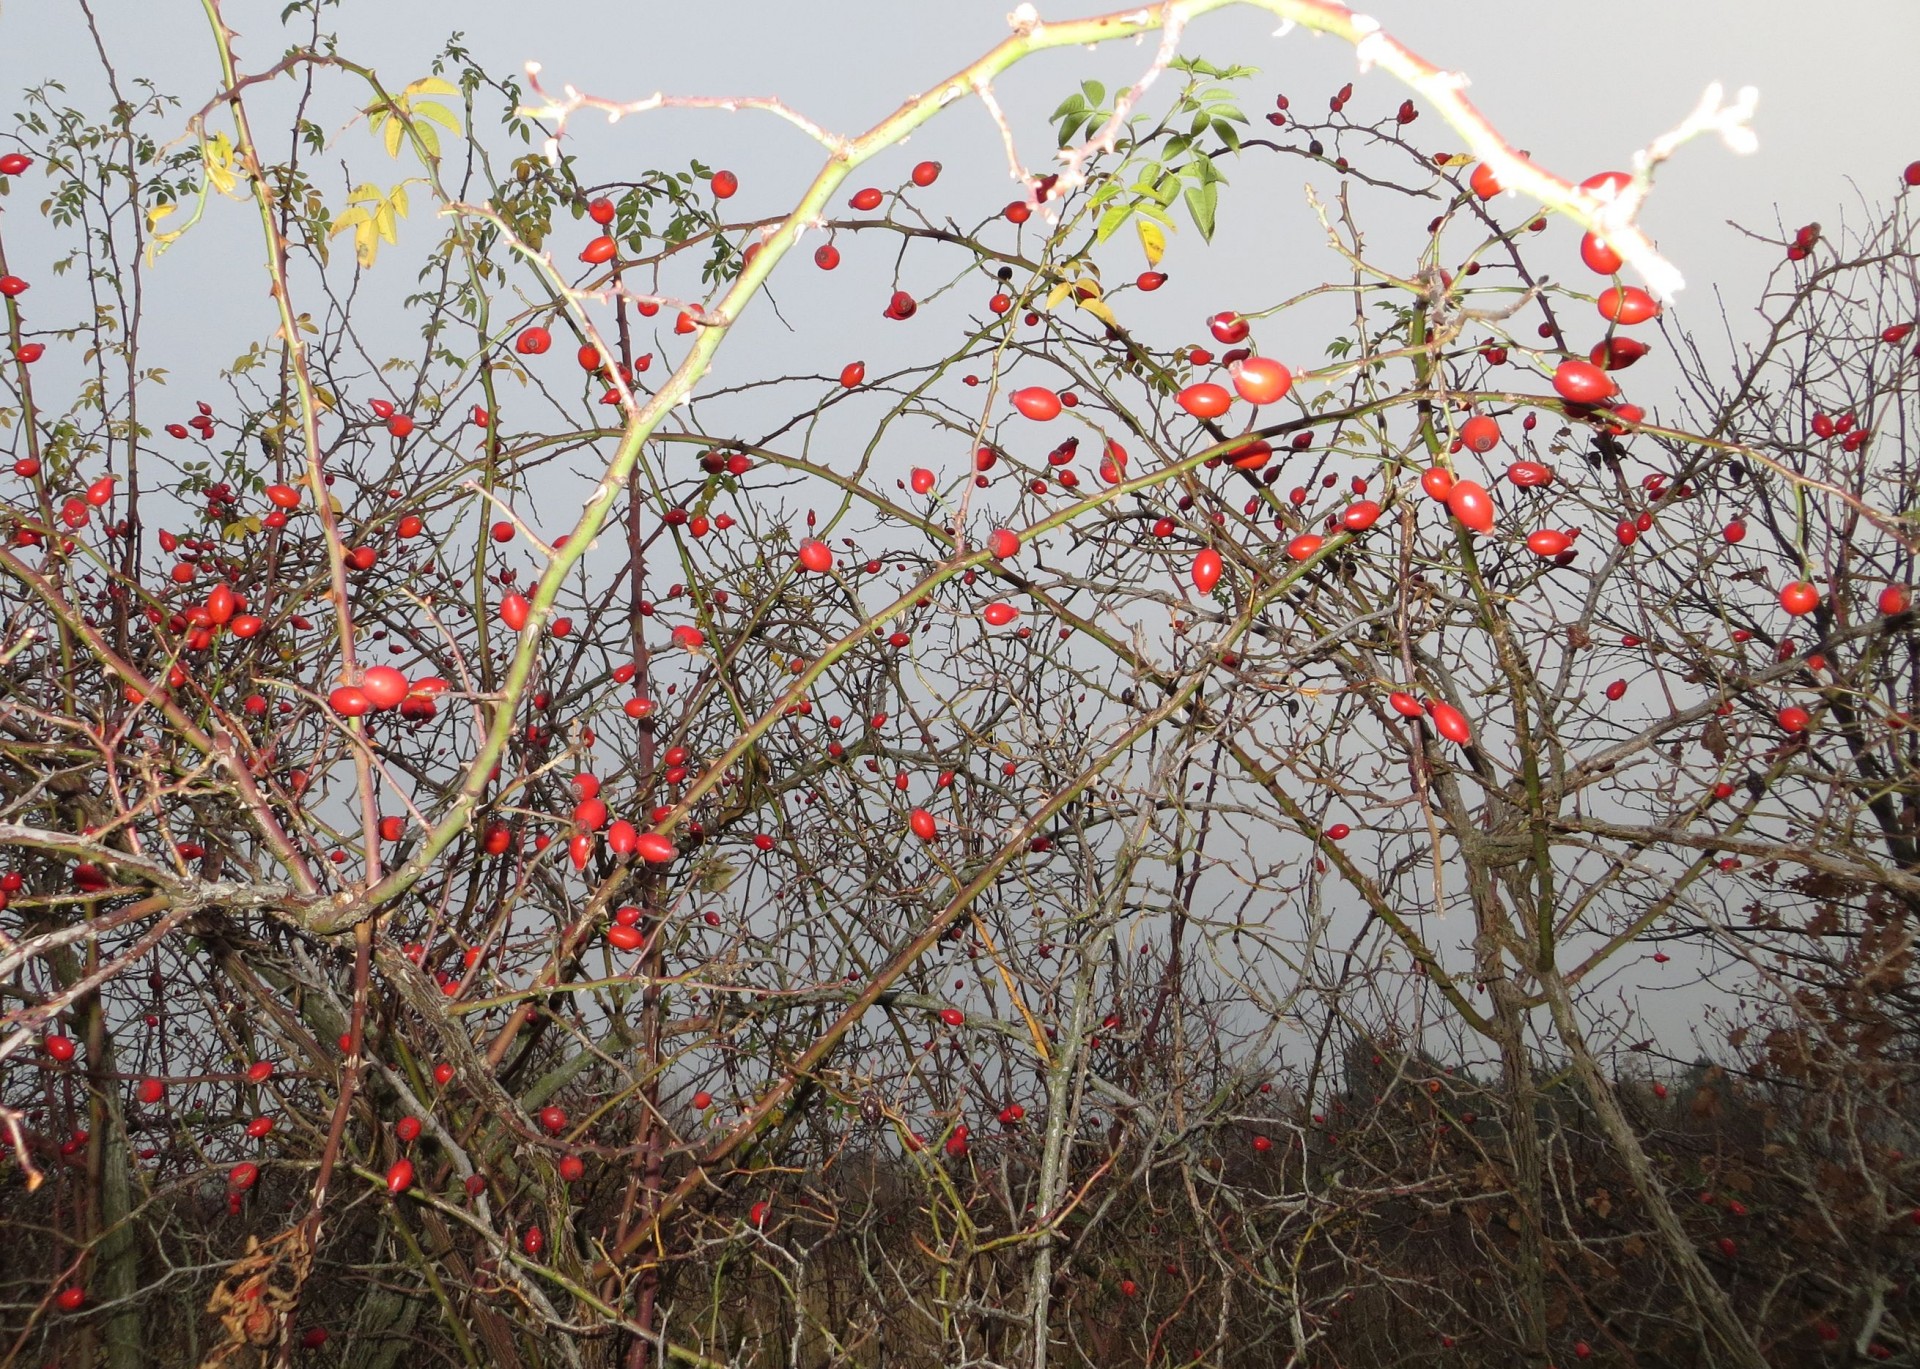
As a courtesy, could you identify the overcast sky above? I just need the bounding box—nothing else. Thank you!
[4,2,1914,1060]
[5,1,1916,378]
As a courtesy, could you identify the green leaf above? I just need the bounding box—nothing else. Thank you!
[1132,162,1167,192]
[1183,179,1219,241]
[1049,94,1087,144]
[1095,200,1133,242]
[1081,80,1106,106]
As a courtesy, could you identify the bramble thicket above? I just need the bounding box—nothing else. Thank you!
[2,2,1918,1366]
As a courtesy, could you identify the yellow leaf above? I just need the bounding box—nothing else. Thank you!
[1435,152,1474,168]
[383,115,403,159]
[405,77,460,99]
[145,230,184,267]
[222,516,263,542]
[332,185,411,268]
[147,204,177,231]
[1044,280,1076,311]
[1078,297,1119,330]
[413,101,461,134]
[1137,217,1167,267]
[204,132,239,197]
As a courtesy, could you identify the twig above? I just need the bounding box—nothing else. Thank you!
[519,66,851,162]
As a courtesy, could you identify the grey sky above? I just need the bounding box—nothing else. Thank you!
[5,1,1916,356]
[3,1,1913,1068]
